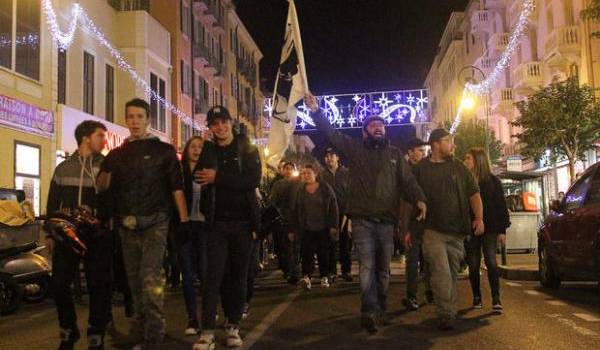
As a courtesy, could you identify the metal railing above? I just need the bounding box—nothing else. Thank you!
[108,0,150,11]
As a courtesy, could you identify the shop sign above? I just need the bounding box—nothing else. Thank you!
[507,155,523,172]
[0,94,54,138]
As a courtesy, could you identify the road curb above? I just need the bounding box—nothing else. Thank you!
[499,265,539,281]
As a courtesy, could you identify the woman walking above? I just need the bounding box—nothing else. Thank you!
[290,164,339,290]
[463,148,510,312]
[180,136,208,335]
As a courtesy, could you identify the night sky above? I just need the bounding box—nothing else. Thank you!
[234,0,470,95]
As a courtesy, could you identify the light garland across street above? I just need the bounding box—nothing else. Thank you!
[450,0,535,134]
[41,0,203,130]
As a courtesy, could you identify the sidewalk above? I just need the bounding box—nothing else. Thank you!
[497,253,539,281]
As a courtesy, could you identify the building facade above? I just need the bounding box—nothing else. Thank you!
[425,0,600,199]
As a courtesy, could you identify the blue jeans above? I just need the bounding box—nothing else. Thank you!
[178,221,207,321]
[352,219,395,315]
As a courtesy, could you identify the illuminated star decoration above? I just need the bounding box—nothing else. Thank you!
[375,93,391,108]
[352,94,362,103]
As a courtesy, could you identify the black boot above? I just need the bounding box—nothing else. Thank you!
[58,328,80,350]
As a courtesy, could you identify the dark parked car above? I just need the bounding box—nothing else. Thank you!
[538,162,600,288]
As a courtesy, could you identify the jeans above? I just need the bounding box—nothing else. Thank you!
[351,219,394,315]
[422,229,465,319]
[466,234,500,300]
[339,221,352,274]
[300,229,331,278]
[246,240,260,303]
[120,219,169,349]
[52,233,113,337]
[178,221,207,321]
[201,221,253,330]
[406,234,430,300]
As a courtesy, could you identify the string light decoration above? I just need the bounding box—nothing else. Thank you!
[41,0,202,131]
[450,0,535,134]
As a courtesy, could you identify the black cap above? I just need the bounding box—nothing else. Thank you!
[206,106,232,125]
[324,147,339,156]
[406,138,427,150]
[428,128,451,145]
[362,115,386,130]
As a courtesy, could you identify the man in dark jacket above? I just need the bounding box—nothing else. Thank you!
[306,94,427,333]
[193,106,262,350]
[46,120,112,350]
[320,147,352,282]
[97,98,189,350]
[411,129,484,331]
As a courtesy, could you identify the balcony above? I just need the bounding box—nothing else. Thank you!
[193,43,210,66]
[194,0,224,32]
[488,33,510,56]
[511,61,543,95]
[509,0,538,29]
[544,25,581,66]
[109,0,150,11]
[471,10,492,34]
[474,56,498,75]
[491,88,514,114]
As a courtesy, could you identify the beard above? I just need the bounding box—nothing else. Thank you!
[364,133,388,148]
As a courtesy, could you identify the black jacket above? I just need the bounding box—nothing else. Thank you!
[196,135,262,233]
[313,109,426,224]
[479,175,510,234]
[320,166,350,215]
[290,181,339,235]
[101,137,184,217]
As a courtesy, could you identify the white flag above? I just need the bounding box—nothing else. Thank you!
[266,0,309,168]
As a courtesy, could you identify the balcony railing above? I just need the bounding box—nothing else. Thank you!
[193,43,210,65]
[511,61,542,94]
[475,56,498,72]
[471,10,491,33]
[544,25,580,59]
[109,0,150,11]
[194,0,224,29]
[491,88,514,113]
[489,33,510,54]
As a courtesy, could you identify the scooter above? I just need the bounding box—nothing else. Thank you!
[0,241,51,305]
[0,271,21,315]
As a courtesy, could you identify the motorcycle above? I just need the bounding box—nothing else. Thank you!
[0,241,51,304]
[0,271,21,315]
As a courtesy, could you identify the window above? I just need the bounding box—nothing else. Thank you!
[150,73,167,132]
[58,50,67,104]
[0,0,40,80]
[203,78,209,101]
[564,172,593,211]
[83,52,95,114]
[181,60,191,96]
[584,169,600,205]
[14,142,41,215]
[181,0,191,38]
[105,64,114,122]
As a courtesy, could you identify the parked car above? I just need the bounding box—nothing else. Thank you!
[538,163,600,288]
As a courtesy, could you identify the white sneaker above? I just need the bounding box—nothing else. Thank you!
[300,276,312,290]
[185,319,200,335]
[132,345,142,350]
[321,276,330,288]
[226,326,243,348]
[193,332,216,350]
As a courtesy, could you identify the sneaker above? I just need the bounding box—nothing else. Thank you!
[473,296,483,309]
[242,303,250,319]
[361,314,378,333]
[58,328,80,350]
[492,298,503,312]
[193,332,216,350]
[87,334,104,349]
[438,317,455,331]
[402,297,419,311]
[341,273,353,282]
[131,345,142,350]
[225,326,243,348]
[300,276,312,290]
[321,276,330,288]
[425,290,434,304]
[185,319,200,336]
[329,274,337,284]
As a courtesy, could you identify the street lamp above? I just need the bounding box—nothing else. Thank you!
[458,65,489,154]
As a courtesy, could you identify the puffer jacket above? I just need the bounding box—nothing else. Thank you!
[313,109,426,224]
[101,136,184,217]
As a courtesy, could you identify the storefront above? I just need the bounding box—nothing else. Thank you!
[0,94,54,216]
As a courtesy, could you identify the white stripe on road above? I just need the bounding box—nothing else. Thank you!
[573,313,600,322]
[524,290,542,296]
[546,314,600,339]
[545,300,568,306]
[505,282,522,287]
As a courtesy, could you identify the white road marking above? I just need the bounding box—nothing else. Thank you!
[524,290,542,296]
[505,282,522,287]
[545,300,568,306]
[573,313,600,322]
[546,314,600,339]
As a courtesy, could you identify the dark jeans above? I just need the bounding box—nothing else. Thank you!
[201,221,253,330]
[246,240,260,303]
[351,220,394,315]
[406,234,430,299]
[300,229,331,278]
[112,232,133,316]
[339,220,352,274]
[52,234,113,336]
[466,234,500,299]
[178,221,207,321]
[164,224,181,287]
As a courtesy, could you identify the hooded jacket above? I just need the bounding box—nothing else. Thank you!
[290,181,339,236]
[313,109,426,224]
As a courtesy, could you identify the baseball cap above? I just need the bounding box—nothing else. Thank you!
[324,147,339,156]
[406,138,427,150]
[428,128,451,145]
[206,106,232,125]
[362,115,386,130]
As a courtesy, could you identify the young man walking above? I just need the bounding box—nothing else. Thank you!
[46,120,112,350]
[412,129,484,330]
[97,98,189,350]
[307,94,427,333]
